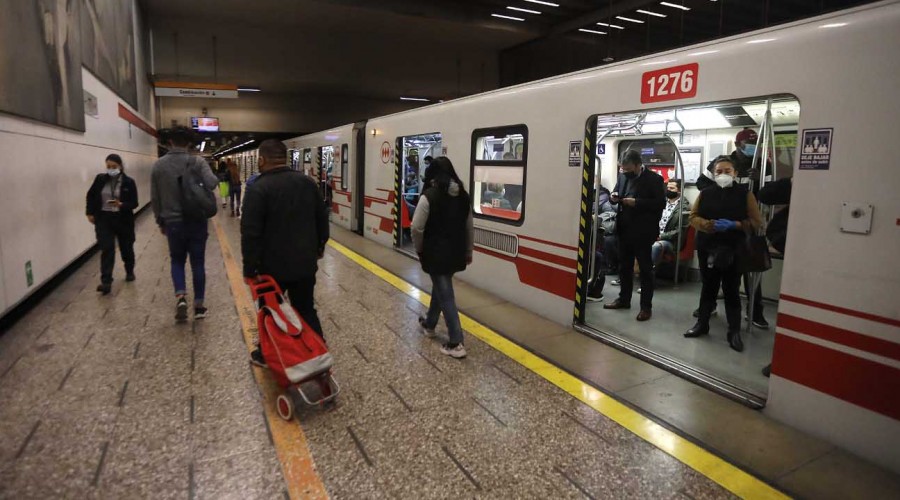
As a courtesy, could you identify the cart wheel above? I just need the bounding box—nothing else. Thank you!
[276,394,293,421]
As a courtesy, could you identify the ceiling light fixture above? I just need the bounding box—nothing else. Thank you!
[636,9,667,17]
[507,6,541,14]
[492,13,526,21]
[660,2,690,11]
[524,0,559,6]
[400,97,430,102]
[596,22,625,29]
[616,16,644,24]
[237,87,261,92]
[579,28,607,35]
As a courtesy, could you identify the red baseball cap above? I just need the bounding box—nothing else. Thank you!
[735,128,758,144]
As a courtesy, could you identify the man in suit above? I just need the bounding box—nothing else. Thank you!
[604,150,666,321]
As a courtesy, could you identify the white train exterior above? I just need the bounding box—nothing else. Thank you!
[285,2,900,473]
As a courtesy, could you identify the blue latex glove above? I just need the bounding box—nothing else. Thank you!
[713,219,737,232]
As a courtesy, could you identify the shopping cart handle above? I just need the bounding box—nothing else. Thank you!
[246,275,281,297]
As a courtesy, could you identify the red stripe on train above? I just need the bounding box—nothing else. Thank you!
[778,314,900,361]
[781,294,900,328]
[771,334,900,421]
[518,246,577,270]
[474,247,576,300]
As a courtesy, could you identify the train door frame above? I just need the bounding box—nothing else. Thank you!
[392,132,442,258]
[572,94,799,409]
[351,121,367,235]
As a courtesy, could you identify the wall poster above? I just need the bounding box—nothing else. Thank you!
[81,0,137,108]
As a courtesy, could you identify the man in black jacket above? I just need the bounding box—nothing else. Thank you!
[242,139,329,366]
[604,150,666,321]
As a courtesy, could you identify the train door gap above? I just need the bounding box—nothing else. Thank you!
[576,95,800,406]
[393,132,442,259]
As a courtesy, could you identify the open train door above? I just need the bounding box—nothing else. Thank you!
[351,121,367,235]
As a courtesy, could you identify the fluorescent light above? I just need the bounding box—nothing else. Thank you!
[689,50,719,56]
[524,0,559,6]
[596,22,625,29]
[616,16,645,24]
[507,6,541,14]
[400,97,429,102]
[637,9,667,18]
[677,108,731,130]
[492,13,525,21]
[237,87,261,92]
[820,22,847,28]
[660,2,690,10]
[747,38,776,44]
[200,140,206,152]
[579,28,607,35]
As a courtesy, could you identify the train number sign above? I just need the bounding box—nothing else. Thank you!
[641,63,698,104]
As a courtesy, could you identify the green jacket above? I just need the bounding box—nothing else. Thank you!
[660,196,691,248]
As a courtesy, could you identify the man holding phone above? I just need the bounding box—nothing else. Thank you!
[604,150,666,321]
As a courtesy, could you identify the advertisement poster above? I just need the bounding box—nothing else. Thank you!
[799,128,833,170]
[568,140,582,167]
[678,147,703,184]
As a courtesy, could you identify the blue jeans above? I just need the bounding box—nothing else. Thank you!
[165,220,208,305]
[424,274,464,345]
[651,240,675,266]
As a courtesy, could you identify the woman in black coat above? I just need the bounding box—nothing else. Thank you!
[86,154,139,295]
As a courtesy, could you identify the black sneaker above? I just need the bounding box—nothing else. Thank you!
[752,316,770,329]
[586,286,604,302]
[96,283,111,295]
[250,348,268,368]
[194,307,208,320]
[125,273,136,282]
[175,297,188,321]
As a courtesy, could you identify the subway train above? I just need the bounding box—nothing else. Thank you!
[227,2,900,473]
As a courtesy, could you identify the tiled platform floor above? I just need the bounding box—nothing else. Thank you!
[1,209,898,499]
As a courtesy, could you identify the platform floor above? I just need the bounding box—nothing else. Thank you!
[0,210,898,499]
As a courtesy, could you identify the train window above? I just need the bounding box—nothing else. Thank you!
[470,125,528,224]
[340,143,349,191]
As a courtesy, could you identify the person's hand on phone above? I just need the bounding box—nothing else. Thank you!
[622,197,636,207]
[107,199,122,208]
[610,192,620,204]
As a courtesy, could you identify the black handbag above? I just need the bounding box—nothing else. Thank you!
[744,234,773,272]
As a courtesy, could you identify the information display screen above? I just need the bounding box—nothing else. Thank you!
[191,117,219,132]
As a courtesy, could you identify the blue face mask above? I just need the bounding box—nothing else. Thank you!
[742,144,757,157]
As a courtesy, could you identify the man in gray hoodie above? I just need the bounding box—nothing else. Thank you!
[151,126,219,321]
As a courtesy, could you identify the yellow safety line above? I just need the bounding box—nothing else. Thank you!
[327,240,789,500]
[212,219,329,500]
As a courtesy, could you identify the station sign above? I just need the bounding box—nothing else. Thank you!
[640,63,698,104]
[154,81,238,99]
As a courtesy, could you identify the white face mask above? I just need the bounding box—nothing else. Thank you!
[715,173,733,188]
[107,168,121,177]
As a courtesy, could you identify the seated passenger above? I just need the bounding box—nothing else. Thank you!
[651,180,691,266]
[587,186,617,302]
[481,183,511,209]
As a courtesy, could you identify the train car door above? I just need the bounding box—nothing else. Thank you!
[351,121,366,235]
[574,96,799,408]
[392,132,442,257]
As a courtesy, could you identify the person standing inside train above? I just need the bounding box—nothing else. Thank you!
[684,156,762,352]
[85,154,138,295]
[412,156,474,359]
[242,139,329,368]
[603,150,666,321]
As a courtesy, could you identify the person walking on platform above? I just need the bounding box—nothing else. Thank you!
[86,154,138,295]
[227,160,242,217]
[603,150,665,321]
[242,139,329,367]
[684,156,762,352]
[151,126,219,321]
[411,157,474,359]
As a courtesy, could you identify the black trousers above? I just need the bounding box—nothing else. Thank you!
[697,249,742,330]
[96,212,135,284]
[617,236,655,310]
[279,275,324,339]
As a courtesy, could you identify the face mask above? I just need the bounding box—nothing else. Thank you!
[715,174,734,188]
[107,168,121,177]
[742,144,756,157]
[666,191,679,200]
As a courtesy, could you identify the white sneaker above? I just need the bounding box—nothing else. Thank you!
[440,343,467,359]
[418,317,437,338]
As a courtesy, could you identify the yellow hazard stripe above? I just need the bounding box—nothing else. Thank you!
[212,219,329,500]
[327,239,789,500]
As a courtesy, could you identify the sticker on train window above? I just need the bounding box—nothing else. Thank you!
[641,63,699,104]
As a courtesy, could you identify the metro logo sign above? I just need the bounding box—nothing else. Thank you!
[640,63,698,104]
[381,141,392,164]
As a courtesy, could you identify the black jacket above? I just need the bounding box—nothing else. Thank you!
[420,186,471,275]
[86,173,138,219]
[612,168,666,243]
[241,167,329,281]
[758,177,792,254]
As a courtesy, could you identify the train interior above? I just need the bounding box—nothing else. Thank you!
[582,96,799,403]
[471,128,526,222]
[319,145,335,202]
[397,132,442,255]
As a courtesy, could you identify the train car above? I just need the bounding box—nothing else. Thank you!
[287,1,900,473]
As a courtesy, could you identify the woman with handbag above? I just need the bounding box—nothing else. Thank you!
[85,154,139,295]
[684,156,762,352]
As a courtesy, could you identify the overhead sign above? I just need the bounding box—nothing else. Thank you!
[641,63,698,104]
[799,128,833,170]
[154,81,239,99]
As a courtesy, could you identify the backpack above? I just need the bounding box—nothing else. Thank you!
[179,158,217,220]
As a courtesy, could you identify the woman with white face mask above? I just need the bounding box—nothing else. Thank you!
[683,157,761,352]
[85,154,139,295]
